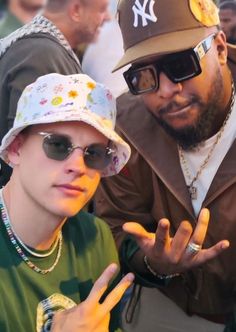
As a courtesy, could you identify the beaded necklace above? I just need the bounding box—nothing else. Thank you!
[0,190,62,274]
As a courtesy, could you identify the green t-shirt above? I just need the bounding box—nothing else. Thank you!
[0,210,121,331]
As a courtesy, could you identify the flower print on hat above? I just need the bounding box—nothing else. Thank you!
[0,73,131,177]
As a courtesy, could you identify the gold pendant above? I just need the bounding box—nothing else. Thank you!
[188,185,197,200]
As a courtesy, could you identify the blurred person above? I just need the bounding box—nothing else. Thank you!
[0,0,46,38]
[82,0,128,98]
[0,72,133,331]
[0,0,111,187]
[0,0,7,21]
[95,0,236,331]
[219,0,236,44]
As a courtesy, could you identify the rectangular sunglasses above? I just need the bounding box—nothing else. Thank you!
[123,33,216,95]
[37,132,115,170]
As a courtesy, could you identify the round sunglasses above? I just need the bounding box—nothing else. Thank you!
[36,132,115,170]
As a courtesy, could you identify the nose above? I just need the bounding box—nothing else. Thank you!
[104,9,111,23]
[64,149,87,175]
[158,72,183,99]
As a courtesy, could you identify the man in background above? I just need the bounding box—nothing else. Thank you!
[0,0,45,38]
[219,0,236,44]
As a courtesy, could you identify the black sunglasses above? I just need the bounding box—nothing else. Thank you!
[123,34,216,95]
[36,132,115,170]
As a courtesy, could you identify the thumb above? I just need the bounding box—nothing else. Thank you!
[123,222,155,241]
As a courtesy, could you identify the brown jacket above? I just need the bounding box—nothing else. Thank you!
[95,91,236,318]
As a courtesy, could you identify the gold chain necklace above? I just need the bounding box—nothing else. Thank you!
[179,84,235,200]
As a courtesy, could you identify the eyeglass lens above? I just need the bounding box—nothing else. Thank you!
[124,34,215,95]
[125,50,200,95]
[42,134,113,170]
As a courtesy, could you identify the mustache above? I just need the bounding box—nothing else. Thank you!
[159,96,202,115]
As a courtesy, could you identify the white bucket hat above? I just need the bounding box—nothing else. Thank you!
[0,73,131,177]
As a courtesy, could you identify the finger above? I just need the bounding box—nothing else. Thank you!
[171,220,193,258]
[190,208,210,245]
[102,273,134,313]
[191,240,230,266]
[123,222,155,240]
[123,222,155,252]
[86,263,119,305]
[153,218,171,252]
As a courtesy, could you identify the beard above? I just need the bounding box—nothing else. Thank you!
[154,68,224,151]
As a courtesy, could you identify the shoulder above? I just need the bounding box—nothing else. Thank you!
[66,211,115,243]
[65,211,119,264]
[0,33,81,87]
[2,34,69,60]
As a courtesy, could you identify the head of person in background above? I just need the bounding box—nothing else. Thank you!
[219,0,236,44]
[44,0,111,47]
[114,0,234,151]
[9,0,45,13]
[0,0,45,37]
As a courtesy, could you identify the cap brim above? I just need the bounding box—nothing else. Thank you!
[113,27,211,71]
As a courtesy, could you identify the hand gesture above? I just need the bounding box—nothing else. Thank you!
[123,208,229,275]
[51,263,134,332]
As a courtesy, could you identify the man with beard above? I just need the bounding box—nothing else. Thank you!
[0,0,110,187]
[94,0,236,331]
[0,0,45,38]
[219,1,236,45]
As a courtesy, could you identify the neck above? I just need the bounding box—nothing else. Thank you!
[210,73,234,138]
[1,183,66,251]
[43,10,77,49]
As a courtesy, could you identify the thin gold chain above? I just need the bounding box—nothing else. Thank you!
[179,82,235,194]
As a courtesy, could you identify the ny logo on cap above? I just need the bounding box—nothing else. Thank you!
[132,0,157,27]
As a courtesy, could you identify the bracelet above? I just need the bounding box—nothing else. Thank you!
[143,255,180,280]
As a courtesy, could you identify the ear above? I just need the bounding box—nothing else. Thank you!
[7,134,25,166]
[215,31,228,65]
[68,0,83,23]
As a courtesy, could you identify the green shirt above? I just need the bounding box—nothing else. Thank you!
[0,211,121,331]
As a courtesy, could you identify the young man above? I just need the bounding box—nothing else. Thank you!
[0,72,133,331]
[95,0,236,331]
[0,0,111,186]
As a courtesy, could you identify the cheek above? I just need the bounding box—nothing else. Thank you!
[142,94,157,112]
[87,171,101,193]
[18,145,54,186]
[93,14,104,25]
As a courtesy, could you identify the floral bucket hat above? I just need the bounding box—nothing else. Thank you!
[0,73,131,177]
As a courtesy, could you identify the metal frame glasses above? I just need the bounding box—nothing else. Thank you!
[37,132,115,170]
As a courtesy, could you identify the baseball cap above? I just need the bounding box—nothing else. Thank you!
[113,0,220,71]
[0,73,131,177]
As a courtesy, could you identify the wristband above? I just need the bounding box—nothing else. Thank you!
[143,255,180,280]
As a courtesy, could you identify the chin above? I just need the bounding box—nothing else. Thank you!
[54,201,86,218]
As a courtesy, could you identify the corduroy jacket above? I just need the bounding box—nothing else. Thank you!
[95,91,236,319]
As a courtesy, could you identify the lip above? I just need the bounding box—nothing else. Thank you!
[163,103,192,117]
[55,184,86,195]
